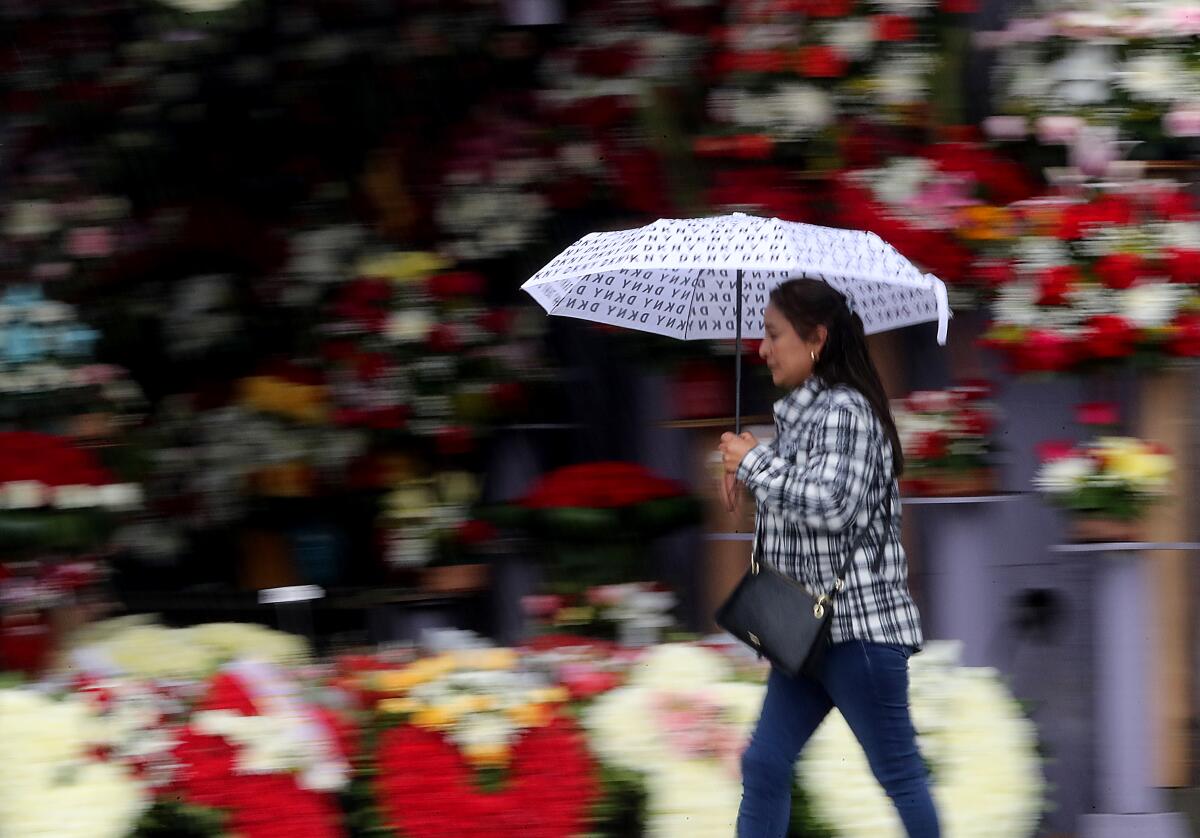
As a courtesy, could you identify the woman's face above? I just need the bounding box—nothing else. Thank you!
[759,303,826,389]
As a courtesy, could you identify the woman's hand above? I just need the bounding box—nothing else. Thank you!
[718,431,758,475]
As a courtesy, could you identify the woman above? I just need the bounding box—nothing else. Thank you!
[718,278,939,838]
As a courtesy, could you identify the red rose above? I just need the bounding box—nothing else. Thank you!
[1081,315,1138,360]
[456,519,497,546]
[1036,265,1079,306]
[913,431,950,461]
[1094,253,1146,290]
[796,45,846,78]
[1168,313,1200,357]
[972,259,1016,289]
[435,426,474,457]
[1057,195,1133,240]
[1153,189,1197,221]
[802,0,852,17]
[1075,401,1120,427]
[1015,330,1078,373]
[426,323,460,353]
[874,14,916,41]
[1163,248,1200,284]
[1037,440,1077,462]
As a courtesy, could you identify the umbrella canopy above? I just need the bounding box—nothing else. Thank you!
[522,212,951,344]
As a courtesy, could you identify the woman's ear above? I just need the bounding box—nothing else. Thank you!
[814,324,829,353]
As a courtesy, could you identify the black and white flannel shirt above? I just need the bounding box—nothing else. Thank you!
[736,376,924,649]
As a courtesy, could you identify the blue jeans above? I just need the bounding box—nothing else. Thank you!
[736,641,940,838]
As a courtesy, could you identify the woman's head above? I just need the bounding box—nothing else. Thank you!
[762,278,904,474]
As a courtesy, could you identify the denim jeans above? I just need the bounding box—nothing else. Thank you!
[736,641,940,838]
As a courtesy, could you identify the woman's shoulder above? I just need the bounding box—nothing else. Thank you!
[813,383,875,422]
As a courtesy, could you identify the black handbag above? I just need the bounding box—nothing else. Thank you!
[715,496,892,678]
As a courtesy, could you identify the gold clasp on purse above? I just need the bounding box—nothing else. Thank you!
[813,594,829,619]
[748,632,760,646]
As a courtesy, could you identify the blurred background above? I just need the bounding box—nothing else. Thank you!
[1,0,1199,836]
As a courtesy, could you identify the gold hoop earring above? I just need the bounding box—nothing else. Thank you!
[810,350,817,362]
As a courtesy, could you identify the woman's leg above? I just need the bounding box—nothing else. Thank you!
[737,666,833,838]
[820,641,940,838]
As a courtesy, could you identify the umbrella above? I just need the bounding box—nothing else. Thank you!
[522,212,950,432]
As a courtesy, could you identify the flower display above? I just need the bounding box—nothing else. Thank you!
[61,616,310,681]
[893,383,999,496]
[0,687,150,838]
[702,0,966,155]
[523,582,679,647]
[831,142,1040,298]
[1035,435,1174,522]
[169,663,349,838]
[982,184,1200,373]
[375,714,597,838]
[0,432,140,512]
[380,472,484,570]
[369,647,573,769]
[584,643,765,837]
[798,641,1044,837]
[982,1,1200,158]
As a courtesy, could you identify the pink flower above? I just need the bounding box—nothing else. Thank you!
[983,115,1029,140]
[1036,116,1085,145]
[66,227,114,259]
[1164,109,1200,138]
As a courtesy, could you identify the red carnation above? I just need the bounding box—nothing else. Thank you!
[874,14,916,41]
[1163,248,1200,284]
[913,431,950,461]
[1167,313,1200,357]
[426,323,460,354]
[1094,253,1146,290]
[435,426,474,457]
[1014,330,1078,373]
[428,271,485,300]
[796,45,846,78]
[1037,265,1079,306]
[1081,315,1138,360]
[972,259,1016,289]
[1037,440,1077,462]
[1076,401,1120,427]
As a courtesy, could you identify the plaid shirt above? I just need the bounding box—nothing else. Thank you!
[736,376,924,649]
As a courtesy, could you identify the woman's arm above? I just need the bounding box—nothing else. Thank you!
[735,403,880,532]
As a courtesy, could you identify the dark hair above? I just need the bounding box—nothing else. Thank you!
[769,278,905,476]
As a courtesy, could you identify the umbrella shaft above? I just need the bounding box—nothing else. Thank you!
[735,269,742,435]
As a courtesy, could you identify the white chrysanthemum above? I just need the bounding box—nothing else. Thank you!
[824,19,875,62]
[1120,283,1191,328]
[1034,456,1097,493]
[1118,52,1191,103]
[871,53,935,106]
[0,689,150,838]
[1050,43,1116,106]
[771,84,834,136]
[798,643,1044,838]
[585,645,765,837]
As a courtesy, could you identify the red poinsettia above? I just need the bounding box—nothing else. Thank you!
[1163,248,1200,285]
[375,717,598,838]
[521,462,687,510]
[1013,330,1079,373]
[1167,314,1200,357]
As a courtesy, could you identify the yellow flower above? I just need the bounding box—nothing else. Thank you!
[357,251,449,283]
[528,687,569,706]
[378,698,419,715]
[412,705,456,730]
[455,648,517,671]
[463,742,510,768]
[507,703,551,728]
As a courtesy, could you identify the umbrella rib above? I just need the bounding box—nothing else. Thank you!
[682,269,701,340]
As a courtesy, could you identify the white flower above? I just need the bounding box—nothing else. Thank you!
[871,54,934,106]
[1118,51,1190,103]
[771,84,834,137]
[0,480,46,509]
[825,19,875,62]
[1051,43,1116,106]
[1034,456,1097,494]
[385,309,434,343]
[1120,283,1190,328]
[798,643,1044,837]
[4,200,59,238]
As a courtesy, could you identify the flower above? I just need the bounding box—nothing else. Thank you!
[798,642,1044,837]
[1035,436,1173,519]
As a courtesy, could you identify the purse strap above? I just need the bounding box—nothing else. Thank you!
[750,485,894,599]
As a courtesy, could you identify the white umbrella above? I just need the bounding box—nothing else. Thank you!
[522,212,950,429]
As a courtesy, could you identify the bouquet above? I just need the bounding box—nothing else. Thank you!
[981,0,1200,161]
[982,183,1200,373]
[522,582,679,647]
[893,383,998,497]
[1035,435,1173,523]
